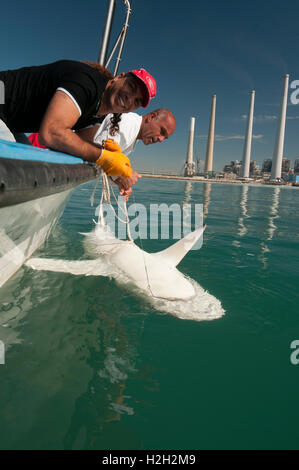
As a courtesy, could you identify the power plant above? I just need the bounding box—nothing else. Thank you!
[204,94,216,175]
[184,117,196,177]
[271,74,289,180]
[180,74,295,184]
[241,90,255,178]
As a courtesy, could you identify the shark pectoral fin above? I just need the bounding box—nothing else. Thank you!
[152,225,206,267]
[25,258,108,276]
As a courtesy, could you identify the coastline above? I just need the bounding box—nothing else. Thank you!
[139,173,298,187]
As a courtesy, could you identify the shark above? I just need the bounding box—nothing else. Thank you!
[26,220,206,301]
[26,216,225,321]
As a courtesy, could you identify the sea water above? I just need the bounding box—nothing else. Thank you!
[0,179,298,449]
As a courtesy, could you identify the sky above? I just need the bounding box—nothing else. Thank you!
[0,0,299,172]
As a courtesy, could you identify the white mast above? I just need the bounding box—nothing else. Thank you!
[98,0,116,65]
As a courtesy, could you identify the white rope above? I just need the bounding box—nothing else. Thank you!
[96,173,134,240]
[90,178,100,207]
[130,185,156,297]
[91,158,155,296]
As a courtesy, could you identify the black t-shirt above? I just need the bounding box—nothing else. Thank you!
[0,60,109,132]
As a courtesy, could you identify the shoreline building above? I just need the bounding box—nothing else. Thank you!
[262,159,272,173]
[223,160,242,177]
[250,160,260,177]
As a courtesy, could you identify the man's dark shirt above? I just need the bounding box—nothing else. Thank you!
[0,60,109,132]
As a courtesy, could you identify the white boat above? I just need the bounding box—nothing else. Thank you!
[0,138,97,288]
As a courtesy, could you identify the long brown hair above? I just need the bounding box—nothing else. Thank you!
[82,61,113,79]
[108,113,121,136]
[82,61,123,136]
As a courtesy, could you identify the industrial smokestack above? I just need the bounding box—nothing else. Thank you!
[184,117,196,177]
[204,95,216,174]
[271,74,289,180]
[242,90,255,178]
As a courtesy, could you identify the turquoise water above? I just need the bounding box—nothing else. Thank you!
[0,179,298,449]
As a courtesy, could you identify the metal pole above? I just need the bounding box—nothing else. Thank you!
[98,0,117,65]
[105,28,124,69]
[113,0,131,76]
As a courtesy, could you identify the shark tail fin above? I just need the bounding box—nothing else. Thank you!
[152,225,206,267]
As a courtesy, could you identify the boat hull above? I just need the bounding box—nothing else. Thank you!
[0,189,72,288]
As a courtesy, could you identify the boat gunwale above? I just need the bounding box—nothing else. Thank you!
[0,157,98,208]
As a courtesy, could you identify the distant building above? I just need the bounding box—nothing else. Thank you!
[223,172,237,179]
[223,160,243,176]
[249,160,260,176]
[223,164,233,173]
[281,158,290,173]
[262,159,272,173]
[294,158,299,173]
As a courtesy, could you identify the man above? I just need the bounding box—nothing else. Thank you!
[81,108,176,200]
[30,108,176,153]
[29,108,176,199]
[0,60,156,187]
[77,107,176,153]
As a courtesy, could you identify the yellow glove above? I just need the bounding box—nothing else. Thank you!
[96,149,133,178]
[104,139,122,153]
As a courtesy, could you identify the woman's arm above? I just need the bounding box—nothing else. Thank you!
[76,125,99,143]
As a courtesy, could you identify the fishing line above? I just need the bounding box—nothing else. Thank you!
[90,143,156,297]
[128,154,156,298]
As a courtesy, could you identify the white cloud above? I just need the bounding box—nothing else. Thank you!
[198,133,263,141]
[241,114,277,122]
[241,114,299,122]
[261,115,277,121]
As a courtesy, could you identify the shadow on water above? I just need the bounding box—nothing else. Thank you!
[0,258,150,449]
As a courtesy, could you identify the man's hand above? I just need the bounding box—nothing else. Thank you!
[114,171,141,201]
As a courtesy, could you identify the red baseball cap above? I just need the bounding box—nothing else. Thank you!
[129,68,156,107]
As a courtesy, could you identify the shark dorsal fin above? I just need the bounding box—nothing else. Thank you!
[152,225,206,267]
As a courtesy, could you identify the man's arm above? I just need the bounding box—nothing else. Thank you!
[39,90,102,162]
